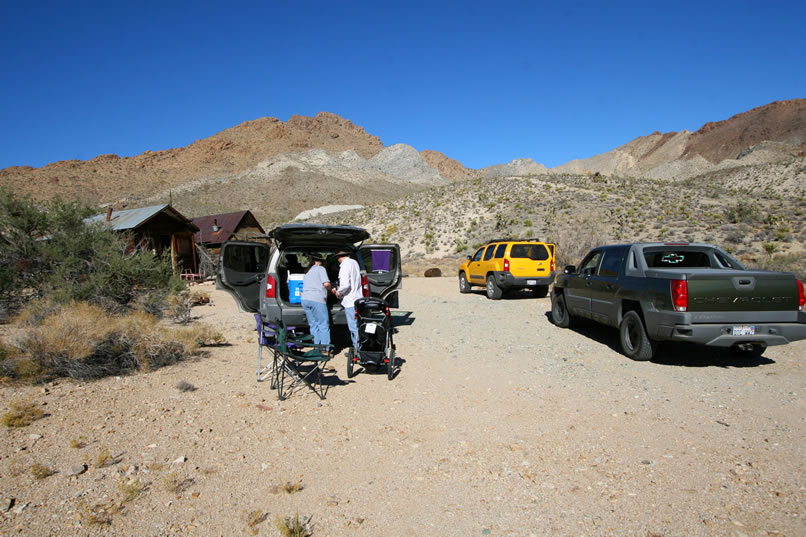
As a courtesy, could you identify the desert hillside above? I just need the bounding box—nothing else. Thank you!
[312,158,806,278]
[1,100,804,251]
[550,99,806,179]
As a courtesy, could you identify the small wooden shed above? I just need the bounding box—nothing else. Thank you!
[87,204,200,275]
[191,210,266,255]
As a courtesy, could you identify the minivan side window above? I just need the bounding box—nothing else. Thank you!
[483,245,495,261]
[494,244,506,258]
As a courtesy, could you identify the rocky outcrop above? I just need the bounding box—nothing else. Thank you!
[478,158,548,178]
[550,99,806,179]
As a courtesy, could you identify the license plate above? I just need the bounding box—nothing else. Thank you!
[527,280,537,285]
[732,325,755,336]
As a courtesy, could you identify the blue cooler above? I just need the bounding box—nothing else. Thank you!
[288,274,304,304]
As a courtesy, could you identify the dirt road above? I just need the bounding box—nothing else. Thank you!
[2,277,805,536]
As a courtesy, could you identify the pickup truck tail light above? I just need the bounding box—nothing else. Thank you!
[671,279,688,312]
[797,279,805,311]
[503,258,510,271]
[265,274,276,298]
[361,274,370,297]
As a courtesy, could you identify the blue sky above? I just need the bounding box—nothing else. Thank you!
[1,1,804,171]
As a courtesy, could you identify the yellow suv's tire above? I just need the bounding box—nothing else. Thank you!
[486,275,503,300]
[458,272,471,294]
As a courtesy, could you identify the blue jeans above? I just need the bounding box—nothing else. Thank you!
[344,306,359,350]
[302,300,330,347]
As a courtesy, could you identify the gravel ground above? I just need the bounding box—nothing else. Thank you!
[1,277,805,537]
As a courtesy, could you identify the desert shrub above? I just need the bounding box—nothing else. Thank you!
[547,209,609,268]
[164,288,209,324]
[30,463,56,479]
[747,253,806,280]
[7,300,225,381]
[0,191,183,311]
[723,201,760,224]
[275,513,311,537]
[2,400,45,427]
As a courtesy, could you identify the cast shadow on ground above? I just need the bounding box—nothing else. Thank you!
[544,311,775,368]
[465,288,543,301]
[391,310,415,328]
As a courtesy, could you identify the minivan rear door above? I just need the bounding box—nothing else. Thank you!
[216,241,270,313]
[359,243,403,308]
[269,223,370,246]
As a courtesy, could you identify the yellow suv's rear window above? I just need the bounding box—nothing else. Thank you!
[510,243,550,260]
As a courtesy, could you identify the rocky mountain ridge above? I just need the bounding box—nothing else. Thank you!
[1,100,804,229]
[550,99,806,179]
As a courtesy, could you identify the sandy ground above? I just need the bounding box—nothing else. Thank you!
[1,277,805,537]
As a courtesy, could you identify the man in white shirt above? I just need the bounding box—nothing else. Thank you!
[332,250,363,350]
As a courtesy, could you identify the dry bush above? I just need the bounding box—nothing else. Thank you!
[749,253,806,281]
[163,472,194,493]
[79,499,120,526]
[9,300,225,381]
[246,510,268,535]
[70,436,88,449]
[547,209,610,269]
[95,445,112,468]
[169,324,226,355]
[117,478,147,503]
[30,463,56,479]
[176,380,197,392]
[282,480,304,494]
[275,512,312,537]
[2,400,45,427]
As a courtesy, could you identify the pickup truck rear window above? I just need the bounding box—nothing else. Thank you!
[510,244,549,260]
[644,250,711,268]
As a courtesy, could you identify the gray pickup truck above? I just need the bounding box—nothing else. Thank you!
[551,242,806,360]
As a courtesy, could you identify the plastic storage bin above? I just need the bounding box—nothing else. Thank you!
[288,274,304,304]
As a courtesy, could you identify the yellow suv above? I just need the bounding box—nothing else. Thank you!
[458,239,556,299]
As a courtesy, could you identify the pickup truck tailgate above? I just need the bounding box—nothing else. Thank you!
[684,270,801,313]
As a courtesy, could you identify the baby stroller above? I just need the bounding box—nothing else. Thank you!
[347,297,396,380]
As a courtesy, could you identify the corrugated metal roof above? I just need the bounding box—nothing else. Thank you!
[192,210,264,244]
[87,204,199,232]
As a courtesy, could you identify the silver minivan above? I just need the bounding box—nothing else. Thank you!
[216,223,402,328]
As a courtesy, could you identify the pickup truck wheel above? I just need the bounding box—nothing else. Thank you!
[486,275,503,300]
[458,272,471,294]
[551,293,572,328]
[619,310,657,361]
[532,285,549,298]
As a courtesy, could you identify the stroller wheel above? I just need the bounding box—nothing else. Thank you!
[346,347,356,378]
[387,347,395,380]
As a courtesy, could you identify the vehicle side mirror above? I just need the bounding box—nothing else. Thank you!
[564,265,576,274]
[467,255,472,261]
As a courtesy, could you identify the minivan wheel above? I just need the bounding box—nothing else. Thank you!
[486,275,503,300]
[458,273,471,294]
[619,310,657,361]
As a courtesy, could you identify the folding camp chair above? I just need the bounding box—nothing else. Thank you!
[255,314,280,384]
[255,314,313,386]
[272,319,334,400]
